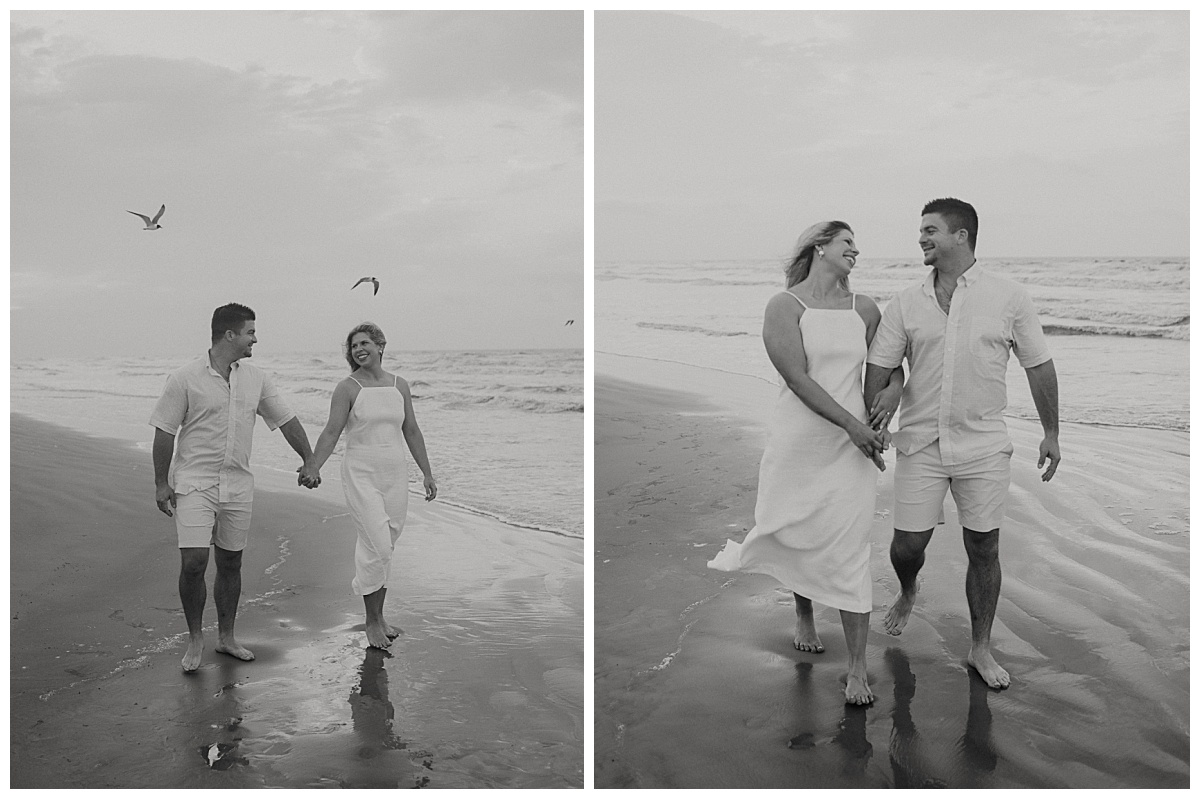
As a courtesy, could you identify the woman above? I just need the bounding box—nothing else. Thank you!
[708,222,902,704]
[303,323,437,649]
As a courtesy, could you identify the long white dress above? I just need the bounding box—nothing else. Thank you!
[342,375,410,596]
[707,293,878,613]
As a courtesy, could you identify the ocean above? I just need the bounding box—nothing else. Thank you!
[11,348,583,538]
[596,257,1189,432]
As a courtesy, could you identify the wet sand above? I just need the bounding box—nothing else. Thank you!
[595,355,1189,789]
[11,414,583,789]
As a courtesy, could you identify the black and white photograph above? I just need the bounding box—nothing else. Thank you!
[11,10,583,789]
[594,10,1188,789]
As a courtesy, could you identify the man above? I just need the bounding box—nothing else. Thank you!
[864,198,1061,689]
[151,303,319,673]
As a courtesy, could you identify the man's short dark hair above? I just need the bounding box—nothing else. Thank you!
[211,303,256,343]
[922,197,978,252]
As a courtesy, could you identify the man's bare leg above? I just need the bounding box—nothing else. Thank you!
[840,609,873,704]
[213,545,254,661]
[883,528,934,635]
[963,527,1009,688]
[793,593,824,652]
[179,547,210,672]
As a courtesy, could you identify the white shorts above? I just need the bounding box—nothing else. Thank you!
[174,486,253,551]
[893,441,1012,533]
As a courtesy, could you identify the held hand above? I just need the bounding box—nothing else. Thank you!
[155,484,177,517]
[423,474,437,502]
[846,421,885,461]
[869,382,902,430]
[1037,436,1061,482]
[297,463,321,489]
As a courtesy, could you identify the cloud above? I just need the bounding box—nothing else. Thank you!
[362,11,582,103]
[597,10,1187,259]
[10,11,582,357]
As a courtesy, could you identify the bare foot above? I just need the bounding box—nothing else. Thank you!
[967,648,1010,689]
[844,668,874,705]
[883,589,917,636]
[794,617,824,653]
[384,623,402,640]
[365,623,392,649]
[215,640,255,662]
[182,636,204,673]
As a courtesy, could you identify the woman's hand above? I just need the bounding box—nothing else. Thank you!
[846,420,886,468]
[297,462,321,489]
[869,381,902,430]
[423,474,438,502]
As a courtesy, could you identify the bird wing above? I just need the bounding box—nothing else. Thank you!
[151,204,166,224]
[127,210,152,225]
[372,279,379,295]
[351,277,370,289]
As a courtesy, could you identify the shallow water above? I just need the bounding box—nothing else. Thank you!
[597,256,1189,431]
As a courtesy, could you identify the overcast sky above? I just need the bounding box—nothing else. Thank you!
[11,11,583,358]
[596,10,1189,261]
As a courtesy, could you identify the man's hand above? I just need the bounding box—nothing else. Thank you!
[846,420,886,464]
[869,380,902,430]
[297,462,321,489]
[1037,435,1061,482]
[156,483,177,517]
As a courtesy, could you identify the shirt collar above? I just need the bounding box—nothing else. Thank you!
[204,352,241,376]
[959,261,983,286]
[922,261,984,295]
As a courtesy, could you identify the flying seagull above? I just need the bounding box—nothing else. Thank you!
[564,319,574,326]
[352,277,380,296]
[128,204,165,230]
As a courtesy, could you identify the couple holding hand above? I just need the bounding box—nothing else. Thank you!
[153,306,436,672]
[709,197,1061,704]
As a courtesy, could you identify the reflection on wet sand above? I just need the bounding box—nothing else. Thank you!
[345,647,422,788]
[832,705,872,778]
[957,662,999,778]
[189,663,251,772]
[785,660,874,779]
[886,647,997,788]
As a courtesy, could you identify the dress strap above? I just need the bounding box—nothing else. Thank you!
[851,293,857,311]
[348,375,365,388]
[780,291,808,310]
[393,374,398,388]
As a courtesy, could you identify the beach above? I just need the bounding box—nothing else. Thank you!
[594,353,1189,789]
[11,414,583,788]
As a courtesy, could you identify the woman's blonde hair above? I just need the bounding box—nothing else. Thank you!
[784,221,853,289]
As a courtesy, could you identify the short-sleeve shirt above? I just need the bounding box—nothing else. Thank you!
[150,355,296,501]
[866,265,1052,465]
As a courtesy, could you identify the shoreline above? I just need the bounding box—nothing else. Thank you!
[594,363,1188,788]
[11,414,583,788]
[8,406,583,541]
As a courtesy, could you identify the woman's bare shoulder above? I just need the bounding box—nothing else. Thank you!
[766,290,806,315]
[856,293,882,320]
[334,375,362,394]
[388,372,412,395]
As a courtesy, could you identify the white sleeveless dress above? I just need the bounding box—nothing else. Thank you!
[342,374,410,596]
[708,293,878,613]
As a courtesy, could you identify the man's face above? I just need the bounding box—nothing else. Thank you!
[230,321,257,359]
[918,213,962,268]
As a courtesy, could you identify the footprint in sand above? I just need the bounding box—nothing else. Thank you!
[787,732,816,750]
[200,742,248,771]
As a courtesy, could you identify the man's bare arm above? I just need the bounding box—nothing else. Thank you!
[153,427,177,516]
[1025,359,1060,481]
